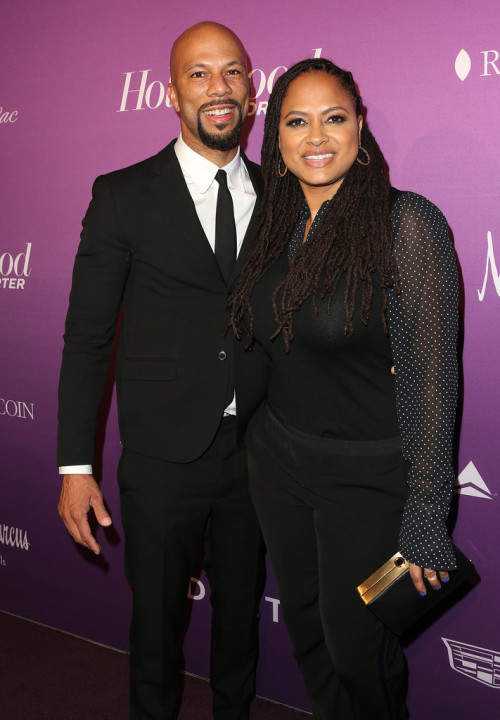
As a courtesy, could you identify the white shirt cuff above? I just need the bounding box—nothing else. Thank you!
[59,465,93,475]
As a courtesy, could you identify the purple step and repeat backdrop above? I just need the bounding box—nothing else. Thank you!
[1,0,499,716]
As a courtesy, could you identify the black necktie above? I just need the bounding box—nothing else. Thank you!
[214,169,237,284]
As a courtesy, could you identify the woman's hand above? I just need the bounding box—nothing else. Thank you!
[409,563,450,596]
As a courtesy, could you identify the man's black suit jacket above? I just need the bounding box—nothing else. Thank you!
[57,141,269,466]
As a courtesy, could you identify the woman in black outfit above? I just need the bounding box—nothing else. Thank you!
[228,59,459,719]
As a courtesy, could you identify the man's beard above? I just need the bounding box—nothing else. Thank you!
[197,100,244,151]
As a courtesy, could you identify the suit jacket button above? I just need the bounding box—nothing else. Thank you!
[218,351,227,361]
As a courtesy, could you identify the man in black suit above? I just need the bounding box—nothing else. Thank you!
[57,22,267,720]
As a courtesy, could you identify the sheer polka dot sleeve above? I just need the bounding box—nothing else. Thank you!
[387,191,459,570]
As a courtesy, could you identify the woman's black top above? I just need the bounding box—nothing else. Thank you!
[250,191,459,570]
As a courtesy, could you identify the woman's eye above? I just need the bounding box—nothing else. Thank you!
[286,118,305,127]
[327,114,346,124]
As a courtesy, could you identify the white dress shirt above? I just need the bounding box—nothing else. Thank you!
[174,134,256,254]
[60,136,257,475]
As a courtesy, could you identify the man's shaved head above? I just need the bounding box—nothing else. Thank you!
[167,22,250,164]
[170,22,248,85]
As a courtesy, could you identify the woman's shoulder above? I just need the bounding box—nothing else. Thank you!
[390,188,446,223]
[389,188,450,254]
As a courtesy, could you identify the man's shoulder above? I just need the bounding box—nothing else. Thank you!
[240,151,263,193]
[97,141,177,186]
[240,150,261,174]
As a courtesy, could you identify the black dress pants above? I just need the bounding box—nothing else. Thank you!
[118,416,265,720]
[247,403,409,720]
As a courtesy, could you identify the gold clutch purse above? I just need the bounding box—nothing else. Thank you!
[356,545,475,635]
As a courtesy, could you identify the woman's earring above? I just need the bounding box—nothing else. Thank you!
[356,146,371,166]
[278,155,288,177]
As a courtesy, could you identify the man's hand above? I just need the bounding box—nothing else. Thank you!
[58,474,112,555]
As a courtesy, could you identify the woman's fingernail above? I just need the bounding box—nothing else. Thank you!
[419,591,426,597]
[442,577,449,583]
[433,586,441,591]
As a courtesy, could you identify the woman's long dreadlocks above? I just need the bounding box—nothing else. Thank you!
[228,58,399,351]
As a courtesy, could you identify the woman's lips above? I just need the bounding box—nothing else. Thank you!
[303,152,335,166]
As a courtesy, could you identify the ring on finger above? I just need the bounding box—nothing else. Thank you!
[424,569,437,580]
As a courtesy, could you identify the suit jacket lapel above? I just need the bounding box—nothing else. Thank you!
[147,143,222,280]
[147,142,263,289]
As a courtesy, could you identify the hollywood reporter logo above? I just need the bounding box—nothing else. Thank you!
[117,48,323,116]
[117,66,287,117]
[455,49,500,81]
[0,242,32,290]
[443,638,500,689]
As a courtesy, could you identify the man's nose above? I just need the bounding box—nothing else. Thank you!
[207,73,231,96]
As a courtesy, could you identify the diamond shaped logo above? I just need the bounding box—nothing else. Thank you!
[455,49,472,81]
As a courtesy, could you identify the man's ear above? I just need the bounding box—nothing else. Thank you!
[167,83,180,112]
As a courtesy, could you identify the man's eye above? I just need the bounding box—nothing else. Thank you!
[191,71,205,78]
[226,69,242,75]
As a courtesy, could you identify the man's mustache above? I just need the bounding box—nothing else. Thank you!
[198,99,241,112]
